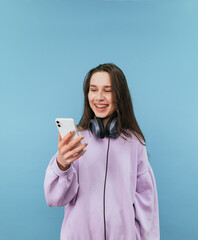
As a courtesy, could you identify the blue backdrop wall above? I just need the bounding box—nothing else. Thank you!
[0,0,197,239]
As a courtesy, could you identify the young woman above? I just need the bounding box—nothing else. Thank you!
[44,63,160,240]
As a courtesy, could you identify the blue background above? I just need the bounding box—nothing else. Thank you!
[0,0,197,239]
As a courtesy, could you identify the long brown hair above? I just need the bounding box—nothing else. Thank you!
[78,63,146,145]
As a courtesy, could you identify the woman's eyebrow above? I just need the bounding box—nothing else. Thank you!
[90,85,111,87]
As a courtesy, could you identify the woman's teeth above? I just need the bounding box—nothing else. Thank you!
[95,104,108,109]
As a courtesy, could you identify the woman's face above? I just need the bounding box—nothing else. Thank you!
[88,71,116,120]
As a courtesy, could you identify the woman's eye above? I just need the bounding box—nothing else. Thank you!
[105,90,111,92]
[90,89,96,92]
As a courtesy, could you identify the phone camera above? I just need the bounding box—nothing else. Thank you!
[58,124,61,127]
[56,121,60,124]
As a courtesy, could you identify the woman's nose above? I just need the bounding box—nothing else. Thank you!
[96,91,104,100]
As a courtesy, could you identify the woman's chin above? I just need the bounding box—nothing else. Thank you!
[93,109,116,119]
[94,113,107,119]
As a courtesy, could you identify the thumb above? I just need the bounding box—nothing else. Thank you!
[58,132,62,142]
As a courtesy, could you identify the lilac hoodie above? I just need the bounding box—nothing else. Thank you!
[44,130,160,240]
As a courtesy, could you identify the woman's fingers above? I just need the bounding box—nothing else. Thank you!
[57,132,87,169]
[65,149,86,165]
[67,135,84,150]
[64,142,88,159]
[58,131,75,150]
[60,135,85,155]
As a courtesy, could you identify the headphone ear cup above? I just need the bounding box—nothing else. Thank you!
[89,118,105,139]
[105,116,118,138]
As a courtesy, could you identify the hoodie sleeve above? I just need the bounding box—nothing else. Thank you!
[44,152,79,207]
[133,142,160,240]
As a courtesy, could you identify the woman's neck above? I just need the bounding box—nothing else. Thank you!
[101,112,117,127]
[103,117,111,128]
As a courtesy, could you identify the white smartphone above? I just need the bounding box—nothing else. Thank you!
[55,118,84,154]
[55,118,79,140]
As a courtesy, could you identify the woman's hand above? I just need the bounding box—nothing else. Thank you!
[57,131,88,171]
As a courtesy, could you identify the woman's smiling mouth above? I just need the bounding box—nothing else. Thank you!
[94,104,109,110]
